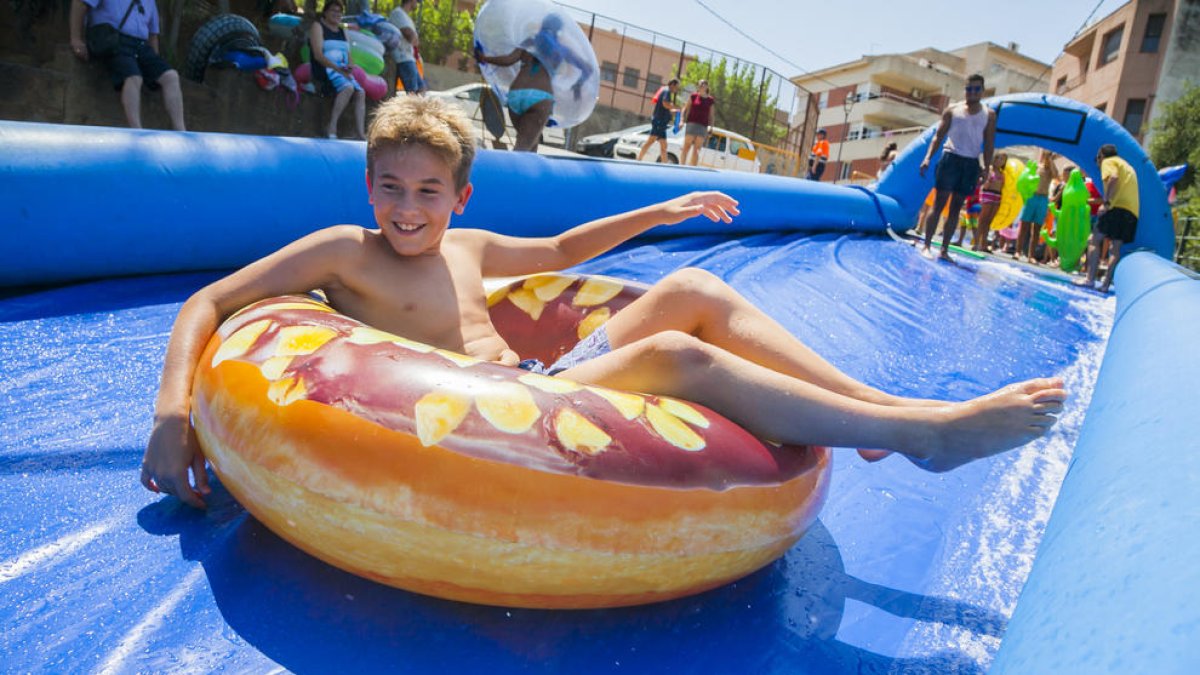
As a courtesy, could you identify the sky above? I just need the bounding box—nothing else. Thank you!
[559,0,1121,79]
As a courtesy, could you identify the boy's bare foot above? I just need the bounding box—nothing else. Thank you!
[938,249,953,262]
[1098,282,1111,294]
[906,377,1066,473]
[919,246,936,260]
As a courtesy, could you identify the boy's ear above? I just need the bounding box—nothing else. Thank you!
[453,183,474,215]
[365,169,373,203]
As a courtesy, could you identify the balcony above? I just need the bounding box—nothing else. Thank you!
[855,91,941,127]
[832,126,925,163]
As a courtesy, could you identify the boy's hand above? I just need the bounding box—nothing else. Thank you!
[919,158,931,177]
[141,413,210,508]
[659,191,740,225]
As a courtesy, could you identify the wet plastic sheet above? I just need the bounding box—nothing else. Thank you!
[0,234,1112,673]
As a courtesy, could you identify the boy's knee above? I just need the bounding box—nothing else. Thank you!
[661,267,722,294]
[122,75,144,90]
[641,330,714,372]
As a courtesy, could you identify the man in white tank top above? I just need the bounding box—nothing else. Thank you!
[918,74,996,260]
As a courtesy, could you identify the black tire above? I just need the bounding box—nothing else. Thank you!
[184,14,263,83]
[666,153,680,165]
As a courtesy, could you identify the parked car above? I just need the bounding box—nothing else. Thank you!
[575,124,650,157]
[426,83,566,149]
[612,125,761,173]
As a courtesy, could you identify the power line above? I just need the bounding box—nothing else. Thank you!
[691,0,836,90]
[1030,0,1112,86]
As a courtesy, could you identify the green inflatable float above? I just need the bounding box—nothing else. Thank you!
[1044,169,1091,272]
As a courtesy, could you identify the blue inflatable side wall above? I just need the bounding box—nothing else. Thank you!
[991,253,1200,673]
[0,121,900,288]
[876,93,1174,259]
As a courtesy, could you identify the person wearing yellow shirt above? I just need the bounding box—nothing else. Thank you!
[1082,144,1139,293]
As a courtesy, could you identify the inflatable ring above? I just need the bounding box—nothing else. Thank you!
[350,45,385,76]
[474,0,599,129]
[192,273,831,609]
[347,28,385,57]
[268,13,302,39]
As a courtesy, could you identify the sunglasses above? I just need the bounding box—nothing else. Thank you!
[965,85,983,93]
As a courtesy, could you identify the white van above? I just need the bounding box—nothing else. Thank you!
[612,125,760,172]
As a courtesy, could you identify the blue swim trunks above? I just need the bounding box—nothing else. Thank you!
[518,326,612,376]
[507,88,554,115]
[1021,194,1049,224]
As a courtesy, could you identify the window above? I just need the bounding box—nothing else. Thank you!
[1096,102,1107,114]
[847,123,863,141]
[600,61,618,83]
[1123,98,1147,135]
[839,163,853,181]
[1056,76,1068,94]
[706,134,727,152]
[856,82,878,101]
[1141,13,1166,53]
[729,139,750,157]
[644,74,662,94]
[1098,25,1124,66]
[818,91,828,109]
[622,67,640,88]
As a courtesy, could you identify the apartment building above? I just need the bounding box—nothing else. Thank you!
[1051,0,1186,144]
[791,43,1048,183]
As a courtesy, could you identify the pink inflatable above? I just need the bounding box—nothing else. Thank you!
[294,62,311,84]
[351,65,388,101]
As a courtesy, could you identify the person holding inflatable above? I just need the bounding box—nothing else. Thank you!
[637,78,681,163]
[475,14,592,152]
[387,0,425,94]
[1016,150,1058,264]
[918,74,996,261]
[140,95,1067,508]
[973,152,1008,253]
[309,0,366,139]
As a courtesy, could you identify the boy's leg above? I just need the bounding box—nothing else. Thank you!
[1080,230,1104,286]
[558,330,1064,472]
[636,134,656,161]
[599,268,936,408]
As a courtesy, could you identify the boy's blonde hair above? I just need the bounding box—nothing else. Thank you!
[367,96,476,190]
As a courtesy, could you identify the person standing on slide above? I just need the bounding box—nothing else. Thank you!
[919,74,996,261]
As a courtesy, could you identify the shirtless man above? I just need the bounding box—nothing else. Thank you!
[141,96,1066,508]
[1017,150,1059,264]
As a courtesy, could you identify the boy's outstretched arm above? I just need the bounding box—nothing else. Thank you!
[473,191,739,277]
[141,227,358,508]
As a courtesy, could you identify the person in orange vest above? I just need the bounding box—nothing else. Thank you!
[806,128,830,180]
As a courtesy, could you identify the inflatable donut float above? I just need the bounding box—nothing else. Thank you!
[191,273,831,609]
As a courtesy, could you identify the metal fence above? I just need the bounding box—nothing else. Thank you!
[1176,215,1200,272]
[557,3,812,172]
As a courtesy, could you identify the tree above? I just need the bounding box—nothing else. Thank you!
[1148,82,1200,219]
[675,57,786,146]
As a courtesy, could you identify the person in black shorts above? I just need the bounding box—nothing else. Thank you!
[636,78,680,163]
[918,75,996,260]
[1081,144,1140,293]
[69,0,186,131]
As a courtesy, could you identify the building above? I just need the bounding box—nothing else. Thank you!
[791,43,1049,184]
[1052,0,1194,145]
[1051,0,1200,144]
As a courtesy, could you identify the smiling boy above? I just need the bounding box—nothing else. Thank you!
[142,96,1066,507]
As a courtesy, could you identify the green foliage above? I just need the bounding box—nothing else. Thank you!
[675,57,785,145]
[1149,82,1200,210]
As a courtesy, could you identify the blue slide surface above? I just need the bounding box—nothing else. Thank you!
[1,102,1196,673]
